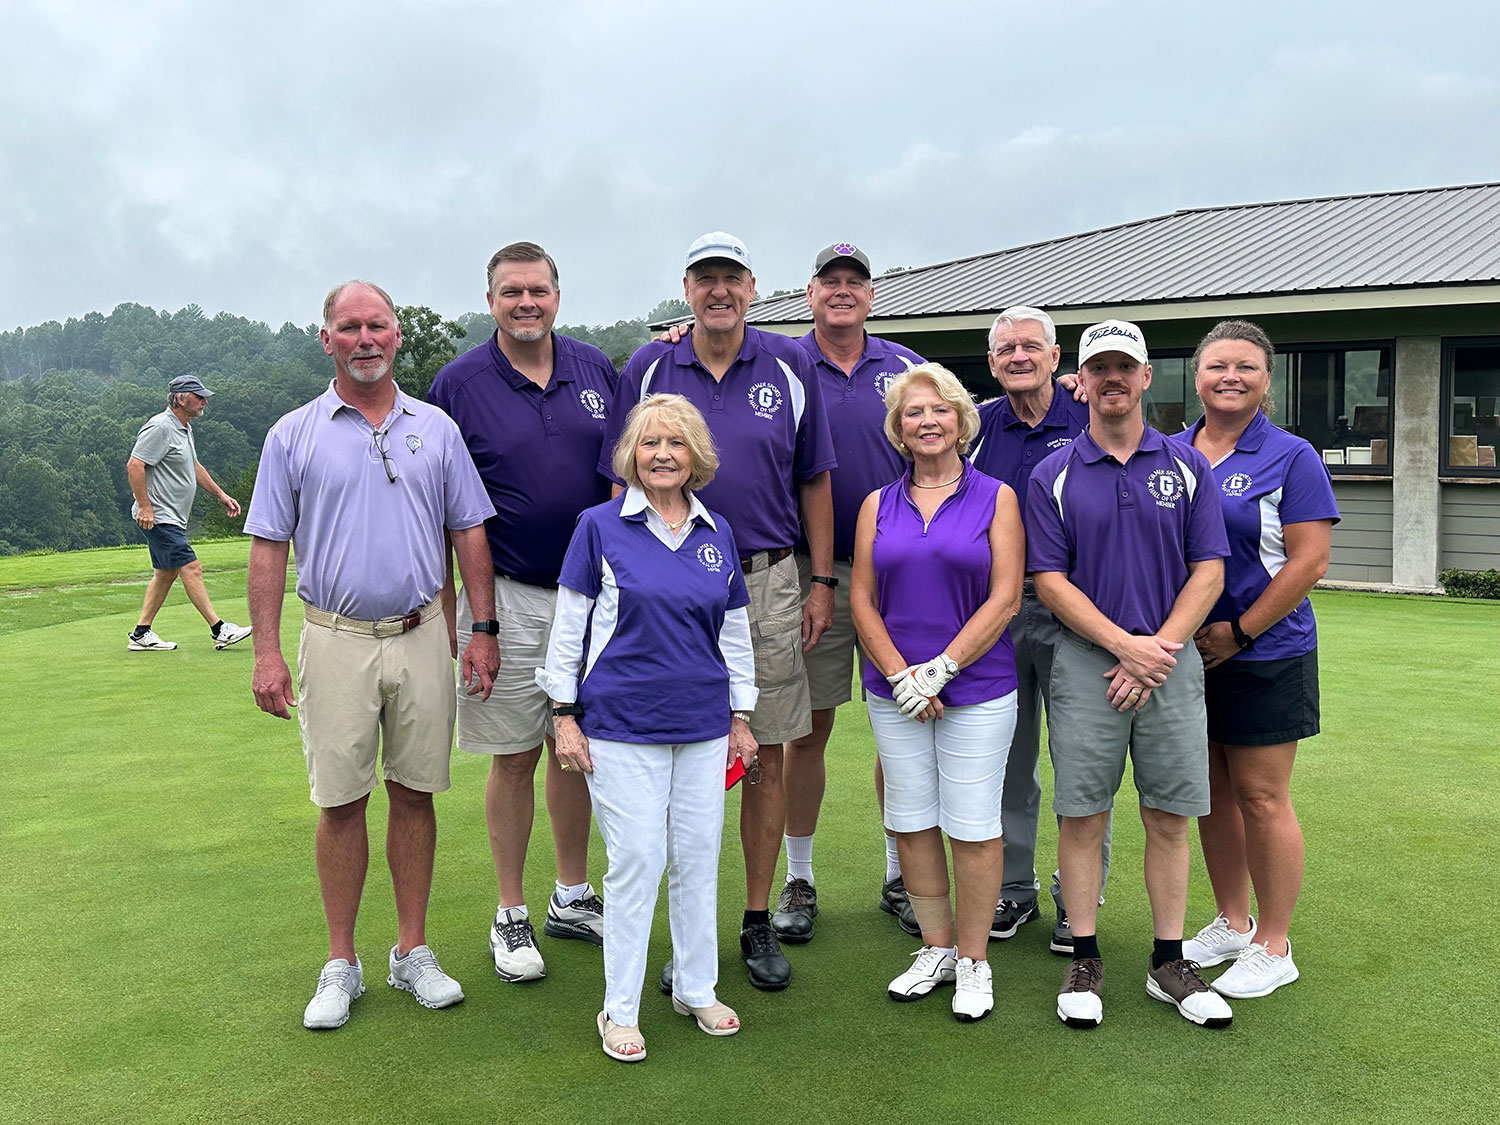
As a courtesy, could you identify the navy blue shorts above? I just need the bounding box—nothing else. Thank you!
[1204,650,1320,746]
[142,523,197,570]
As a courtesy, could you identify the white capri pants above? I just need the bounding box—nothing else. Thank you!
[868,692,1018,842]
[585,735,728,1027]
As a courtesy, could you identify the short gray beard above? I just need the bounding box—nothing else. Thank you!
[504,325,548,343]
[346,357,391,384]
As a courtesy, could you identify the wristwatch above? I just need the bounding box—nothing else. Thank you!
[471,619,500,635]
[1230,618,1255,649]
[732,711,754,724]
[552,704,584,718]
[810,575,839,588]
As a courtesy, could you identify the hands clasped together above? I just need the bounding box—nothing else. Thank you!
[885,652,960,722]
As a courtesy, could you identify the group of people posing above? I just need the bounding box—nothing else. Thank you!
[240,232,1338,1061]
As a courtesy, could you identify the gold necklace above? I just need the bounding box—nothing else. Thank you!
[911,471,963,489]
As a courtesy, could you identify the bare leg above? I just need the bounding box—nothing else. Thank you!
[896,827,952,947]
[1196,742,1253,931]
[544,735,593,887]
[783,707,835,837]
[487,747,542,907]
[1058,812,1109,937]
[137,568,178,627]
[740,743,785,910]
[387,780,436,955]
[176,558,221,626]
[1227,741,1302,956]
[951,836,1005,961]
[1140,806,1190,940]
[317,794,370,963]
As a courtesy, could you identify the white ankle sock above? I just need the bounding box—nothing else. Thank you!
[784,834,814,883]
[554,880,590,906]
[885,834,902,882]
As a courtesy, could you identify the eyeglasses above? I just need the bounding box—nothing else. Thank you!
[374,430,398,483]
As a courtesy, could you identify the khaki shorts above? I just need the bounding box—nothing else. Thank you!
[454,576,556,754]
[298,602,456,808]
[744,551,812,745]
[796,554,860,711]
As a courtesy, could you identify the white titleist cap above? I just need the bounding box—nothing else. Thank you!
[685,231,752,272]
[1077,319,1148,366]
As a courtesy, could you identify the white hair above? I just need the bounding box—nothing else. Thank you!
[988,305,1057,350]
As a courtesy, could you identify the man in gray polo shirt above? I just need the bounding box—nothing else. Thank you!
[126,374,252,652]
[247,280,500,1031]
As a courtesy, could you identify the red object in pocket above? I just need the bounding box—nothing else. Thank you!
[725,757,746,790]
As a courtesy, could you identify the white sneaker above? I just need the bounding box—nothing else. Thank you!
[888,945,957,1001]
[387,944,464,1009]
[1057,957,1104,1028]
[490,906,546,982]
[1213,938,1300,998]
[952,957,993,1022]
[303,957,364,1029]
[127,629,177,651]
[1183,912,1257,967]
[214,621,253,649]
[543,885,605,947]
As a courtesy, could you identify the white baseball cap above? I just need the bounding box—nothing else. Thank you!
[685,231,752,272]
[1077,319,1149,366]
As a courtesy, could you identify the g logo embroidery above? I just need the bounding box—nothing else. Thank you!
[873,370,898,398]
[1147,469,1185,508]
[579,389,607,419]
[697,544,725,573]
[748,381,783,420]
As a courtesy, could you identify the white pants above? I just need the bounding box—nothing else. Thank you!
[585,735,728,1026]
[868,693,1018,842]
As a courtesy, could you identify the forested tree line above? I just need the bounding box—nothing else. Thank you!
[0,296,691,555]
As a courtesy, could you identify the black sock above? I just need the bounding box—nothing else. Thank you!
[1152,938,1183,969]
[211,619,224,637]
[132,625,150,639]
[742,909,770,930]
[1073,933,1100,960]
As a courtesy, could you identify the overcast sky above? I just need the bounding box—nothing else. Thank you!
[6,0,1499,332]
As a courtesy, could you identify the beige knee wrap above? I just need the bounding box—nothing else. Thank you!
[906,893,953,937]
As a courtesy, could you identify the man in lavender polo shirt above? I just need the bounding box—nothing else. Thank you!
[970,305,1107,954]
[601,231,836,992]
[246,280,500,1031]
[428,241,615,985]
[1027,319,1232,1031]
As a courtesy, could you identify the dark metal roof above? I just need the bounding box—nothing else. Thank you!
[746,182,1500,326]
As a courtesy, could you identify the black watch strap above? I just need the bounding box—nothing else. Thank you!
[811,575,839,588]
[552,704,584,718]
[470,619,500,634]
[1231,618,1255,649]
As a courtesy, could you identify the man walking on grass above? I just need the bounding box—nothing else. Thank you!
[247,280,500,1030]
[126,374,251,652]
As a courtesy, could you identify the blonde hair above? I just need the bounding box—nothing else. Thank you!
[612,393,720,492]
[883,363,981,459]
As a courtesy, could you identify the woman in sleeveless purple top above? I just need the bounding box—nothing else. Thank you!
[850,363,1024,1022]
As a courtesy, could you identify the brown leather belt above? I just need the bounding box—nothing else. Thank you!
[740,546,793,573]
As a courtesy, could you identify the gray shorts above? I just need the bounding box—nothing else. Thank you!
[796,554,860,711]
[744,551,812,746]
[1047,630,1209,818]
[454,576,556,754]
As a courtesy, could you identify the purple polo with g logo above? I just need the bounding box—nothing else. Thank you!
[1026,427,1229,636]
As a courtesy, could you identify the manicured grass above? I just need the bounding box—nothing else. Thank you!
[2,544,1495,1123]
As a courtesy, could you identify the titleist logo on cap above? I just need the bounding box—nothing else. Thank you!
[1084,323,1141,347]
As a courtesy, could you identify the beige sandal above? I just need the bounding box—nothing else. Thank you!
[671,996,741,1036]
[597,1011,646,1061]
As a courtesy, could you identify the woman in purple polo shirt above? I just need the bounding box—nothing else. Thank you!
[1171,320,1339,999]
[537,394,760,1062]
[850,363,1024,1022]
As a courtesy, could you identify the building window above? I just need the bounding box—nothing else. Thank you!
[1142,342,1393,473]
[1443,338,1500,475]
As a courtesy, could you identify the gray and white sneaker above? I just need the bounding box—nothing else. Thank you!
[888,945,957,1001]
[543,886,605,947]
[214,621,253,650]
[1212,938,1299,998]
[952,957,994,1022]
[303,957,364,1029]
[127,629,177,651]
[490,906,546,981]
[1183,913,1257,967]
[1050,906,1074,956]
[387,944,463,1009]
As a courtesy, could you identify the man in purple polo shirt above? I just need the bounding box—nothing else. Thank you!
[970,305,1109,955]
[1027,319,1234,1031]
[246,280,500,1031]
[600,231,836,992]
[427,242,616,985]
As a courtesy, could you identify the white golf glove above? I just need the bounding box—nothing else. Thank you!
[886,666,931,719]
[887,653,958,719]
[912,653,959,697]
